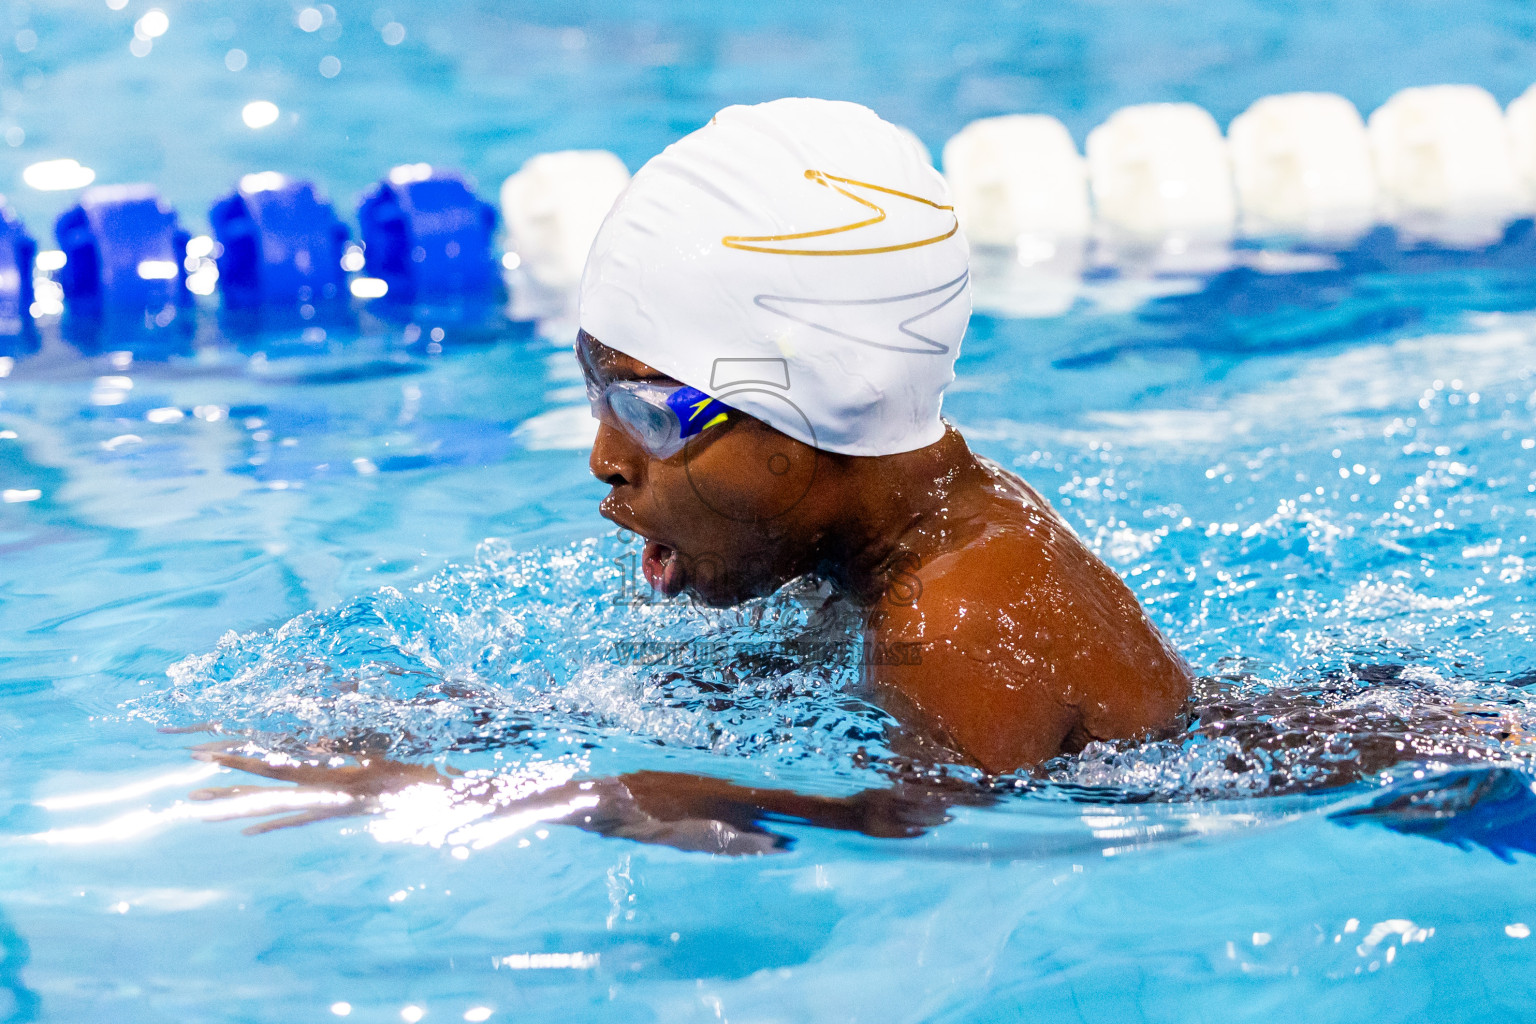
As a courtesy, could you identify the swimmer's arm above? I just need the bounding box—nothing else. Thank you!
[189,747,986,854]
[867,558,1081,775]
[539,770,987,853]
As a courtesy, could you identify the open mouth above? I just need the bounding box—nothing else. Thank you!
[641,539,685,597]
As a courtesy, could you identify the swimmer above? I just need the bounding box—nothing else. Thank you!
[192,99,1192,851]
[577,97,1191,771]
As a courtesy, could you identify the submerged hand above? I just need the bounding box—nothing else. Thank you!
[187,743,452,834]
[187,747,800,853]
[188,744,981,853]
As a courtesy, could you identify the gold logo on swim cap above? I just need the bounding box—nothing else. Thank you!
[721,170,958,257]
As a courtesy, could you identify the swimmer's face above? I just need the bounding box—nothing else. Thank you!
[581,333,826,606]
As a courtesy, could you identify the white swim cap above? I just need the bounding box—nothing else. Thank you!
[579,97,971,457]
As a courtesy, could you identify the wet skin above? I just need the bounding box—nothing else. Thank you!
[189,334,1195,853]
[581,331,1192,772]
[186,363,1530,849]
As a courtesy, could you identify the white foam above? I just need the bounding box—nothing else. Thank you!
[1085,102,1236,240]
[1368,84,1526,246]
[500,150,630,289]
[942,114,1091,248]
[1228,92,1377,241]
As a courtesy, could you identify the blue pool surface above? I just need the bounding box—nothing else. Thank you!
[2,1,1536,1021]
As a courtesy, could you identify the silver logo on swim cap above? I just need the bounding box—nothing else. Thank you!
[752,269,969,355]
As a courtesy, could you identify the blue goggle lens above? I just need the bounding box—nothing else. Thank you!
[575,335,732,458]
[600,382,731,459]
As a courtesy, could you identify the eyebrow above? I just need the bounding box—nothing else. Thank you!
[593,358,678,386]
[577,332,678,386]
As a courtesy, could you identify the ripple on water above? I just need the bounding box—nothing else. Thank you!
[136,536,898,774]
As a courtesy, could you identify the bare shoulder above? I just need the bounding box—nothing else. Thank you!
[868,476,1191,772]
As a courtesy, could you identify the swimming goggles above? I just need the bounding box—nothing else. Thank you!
[576,338,733,459]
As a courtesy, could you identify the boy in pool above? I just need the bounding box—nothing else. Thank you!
[575,97,1190,772]
[196,99,1191,850]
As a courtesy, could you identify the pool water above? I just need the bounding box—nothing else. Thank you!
[4,2,1536,1021]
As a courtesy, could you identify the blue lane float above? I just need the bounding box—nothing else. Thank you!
[356,165,498,303]
[209,174,349,309]
[54,184,190,313]
[0,197,36,337]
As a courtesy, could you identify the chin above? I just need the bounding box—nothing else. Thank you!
[682,578,754,608]
[682,567,780,608]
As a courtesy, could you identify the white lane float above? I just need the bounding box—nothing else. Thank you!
[1504,82,1536,209]
[1085,102,1236,246]
[1228,92,1377,242]
[499,150,630,291]
[1367,84,1527,246]
[941,114,1089,316]
[941,114,1090,247]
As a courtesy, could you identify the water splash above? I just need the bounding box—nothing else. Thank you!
[1045,670,1536,801]
[132,528,1536,818]
[134,535,896,771]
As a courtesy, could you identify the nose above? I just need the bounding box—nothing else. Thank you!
[589,419,644,487]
